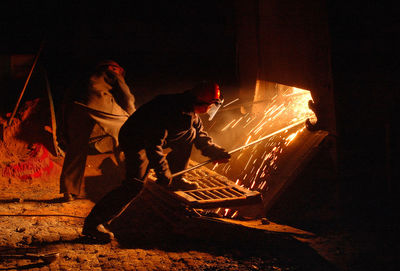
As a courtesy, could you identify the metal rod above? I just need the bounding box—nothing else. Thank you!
[171,119,307,177]
[44,69,61,156]
[8,40,45,126]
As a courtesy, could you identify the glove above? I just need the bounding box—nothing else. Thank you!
[155,171,172,187]
[210,148,231,164]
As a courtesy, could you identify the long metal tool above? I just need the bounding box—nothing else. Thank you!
[44,69,62,156]
[8,40,45,126]
[171,119,307,178]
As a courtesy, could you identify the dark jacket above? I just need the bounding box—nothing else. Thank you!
[60,69,135,146]
[73,69,135,116]
[119,92,223,178]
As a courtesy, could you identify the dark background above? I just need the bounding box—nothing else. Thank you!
[0,0,238,108]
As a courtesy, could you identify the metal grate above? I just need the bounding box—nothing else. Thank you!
[148,161,262,209]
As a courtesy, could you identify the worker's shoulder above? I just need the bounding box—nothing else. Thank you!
[144,93,182,107]
[153,92,182,101]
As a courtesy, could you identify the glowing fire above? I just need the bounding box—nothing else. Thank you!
[208,84,316,218]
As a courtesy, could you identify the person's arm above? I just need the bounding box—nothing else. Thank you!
[144,125,172,185]
[105,70,136,115]
[193,115,231,162]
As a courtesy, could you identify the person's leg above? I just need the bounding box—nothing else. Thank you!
[60,106,94,198]
[83,149,148,240]
[167,142,192,174]
[83,178,143,227]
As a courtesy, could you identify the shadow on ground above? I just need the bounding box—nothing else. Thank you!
[7,222,337,271]
[103,189,339,271]
[116,222,338,271]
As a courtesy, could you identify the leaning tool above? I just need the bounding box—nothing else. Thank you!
[171,118,307,178]
[7,40,45,126]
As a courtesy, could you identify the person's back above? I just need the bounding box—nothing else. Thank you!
[59,60,135,201]
[119,92,193,148]
[84,64,134,115]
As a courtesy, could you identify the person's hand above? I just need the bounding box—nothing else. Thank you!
[211,149,231,164]
[156,173,172,187]
[213,158,229,164]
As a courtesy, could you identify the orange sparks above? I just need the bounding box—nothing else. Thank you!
[212,163,219,170]
[231,117,243,128]
[224,209,230,216]
[211,83,316,220]
[221,119,236,131]
[245,135,252,145]
[231,210,238,218]
[285,132,298,145]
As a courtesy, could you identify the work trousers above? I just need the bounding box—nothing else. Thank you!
[60,104,118,196]
[60,104,95,196]
[84,132,194,227]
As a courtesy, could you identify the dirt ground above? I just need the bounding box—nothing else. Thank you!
[0,99,397,271]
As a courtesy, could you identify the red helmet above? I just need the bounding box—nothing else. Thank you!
[192,81,223,105]
[96,59,121,69]
[95,60,125,76]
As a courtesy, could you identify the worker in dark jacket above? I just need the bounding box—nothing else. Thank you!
[59,60,135,201]
[82,81,230,242]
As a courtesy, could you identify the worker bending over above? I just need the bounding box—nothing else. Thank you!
[82,81,230,242]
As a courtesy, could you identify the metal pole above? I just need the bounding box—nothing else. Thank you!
[44,69,62,156]
[8,40,45,126]
[171,119,307,178]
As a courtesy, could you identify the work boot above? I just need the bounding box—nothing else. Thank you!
[168,177,199,191]
[63,193,75,202]
[82,224,114,243]
[63,193,86,202]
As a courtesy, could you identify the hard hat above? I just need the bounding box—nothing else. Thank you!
[96,60,122,69]
[191,81,224,120]
[95,60,125,76]
[192,81,223,106]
